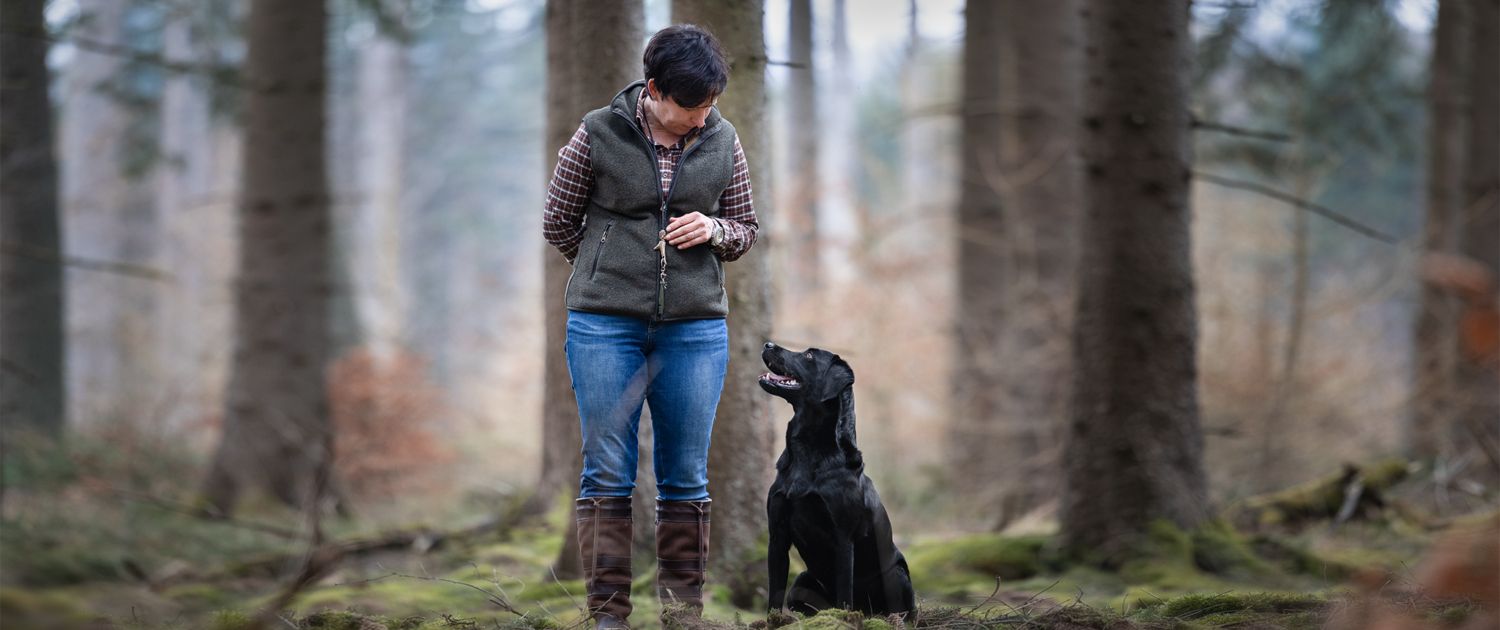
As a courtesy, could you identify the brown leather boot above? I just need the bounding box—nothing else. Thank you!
[655,499,711,625]
[577,497,633,629]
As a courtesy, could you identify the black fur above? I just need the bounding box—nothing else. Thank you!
[759,343,916,617]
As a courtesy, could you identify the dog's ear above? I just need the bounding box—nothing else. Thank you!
[823,355,861,466]
[815,353,855,403]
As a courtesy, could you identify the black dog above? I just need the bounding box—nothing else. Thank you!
[759,342,915,617]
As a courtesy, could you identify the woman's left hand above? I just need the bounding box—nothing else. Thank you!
[665,212,716,249]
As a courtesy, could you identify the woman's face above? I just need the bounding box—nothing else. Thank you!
[646,79,717,136]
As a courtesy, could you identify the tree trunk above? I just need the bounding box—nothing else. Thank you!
[1061,0,1210,560]
[1,0,67,517]
[948,0,1007,512]
[986,0,1082,529]
[1263,180,1310,491]
[822,0,857,286]
[348,15,409,361]
[59,0,162,432]
[673,0,773,608]
[1457,0,1499,465]
[785,0,821,319]
[200,0,340,518]
[539,0,643,578]
[1411,0,1470,460]
[154,0,241,437]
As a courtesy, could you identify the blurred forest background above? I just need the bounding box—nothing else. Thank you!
[1,0,1497,628]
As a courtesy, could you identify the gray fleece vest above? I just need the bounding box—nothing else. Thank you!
[565,80,738,320]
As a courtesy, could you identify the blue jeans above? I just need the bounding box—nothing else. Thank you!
[565,310,729,501]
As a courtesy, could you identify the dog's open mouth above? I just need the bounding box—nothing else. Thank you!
[759,372,801,389]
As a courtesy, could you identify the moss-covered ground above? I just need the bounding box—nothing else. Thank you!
[1,437,1492,629]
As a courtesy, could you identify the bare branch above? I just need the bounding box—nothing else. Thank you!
[0,28,243,88]
[1191,115,1292,142]
[2,241,173,282]
[1193,170,1400,245]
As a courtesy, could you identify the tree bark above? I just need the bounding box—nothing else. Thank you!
[154,0,241,437]
[0,0,66,443]
[948,0,1007,510]
[349,11,410,362]
[976,0,1083,529]
[1061,0,1210,560]
[200,0,340,518]
[673,0,773,608]
[785,0,821,313]
[58,0,162,432]
[1,0,67,517]
[1411,0,1470,460]
[1457,0,1499,463]
[538,0,643,578]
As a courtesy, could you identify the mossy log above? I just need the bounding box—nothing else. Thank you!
[1226,459,1412,531]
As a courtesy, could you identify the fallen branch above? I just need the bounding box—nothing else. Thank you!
[1227,459,1411,531]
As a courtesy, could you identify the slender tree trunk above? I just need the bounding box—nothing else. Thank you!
[200,0,340,518]
[1,0,67,517]
[1263,179,1310,491]
[1411,0,1470,460]
[986,0,1082,528]
[1061,0,1210,560]
[1457,0,1499,464]
[349,15,409,362]
[673,0,772,608]
[59,0,161,431]
[785,0,821,318]
[539,0,643,578]
[822,0,857,286]
[948,0,1006,511]
[155,0,241,435]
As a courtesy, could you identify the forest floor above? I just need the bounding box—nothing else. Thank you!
[1,435,1496,630]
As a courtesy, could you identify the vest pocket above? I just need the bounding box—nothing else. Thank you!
[589,220,614,281]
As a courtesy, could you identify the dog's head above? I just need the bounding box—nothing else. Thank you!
[759,342,854,404]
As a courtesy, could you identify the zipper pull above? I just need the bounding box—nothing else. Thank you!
[655,229,668,257]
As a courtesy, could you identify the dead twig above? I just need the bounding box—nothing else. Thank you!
[1193,170,1400,245]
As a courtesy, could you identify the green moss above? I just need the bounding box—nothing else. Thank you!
[1034,604,1132,628]
[163,582,242,610]
[289,574,501,618]
[1248,535,1358,580]
[792,608,867,629]
[0,587,93,627]
[906,532,1056,598]
[300,610,387,629]
[1427,601,1482,625]
[1139,592,1325,620]
[1228,459,1412,529]
[507,577,584,602]
[1188,519,1269,575]
[208,609,257,630]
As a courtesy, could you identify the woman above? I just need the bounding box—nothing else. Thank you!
[542,23,759,629]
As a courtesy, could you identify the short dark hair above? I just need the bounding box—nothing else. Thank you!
[642,24,729,108]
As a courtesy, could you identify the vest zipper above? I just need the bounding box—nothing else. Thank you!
[611,105,726,321]
[658,124,725,320]
[589,220,613,281]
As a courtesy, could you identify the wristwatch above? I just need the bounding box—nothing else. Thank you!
[709,220,725,247]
